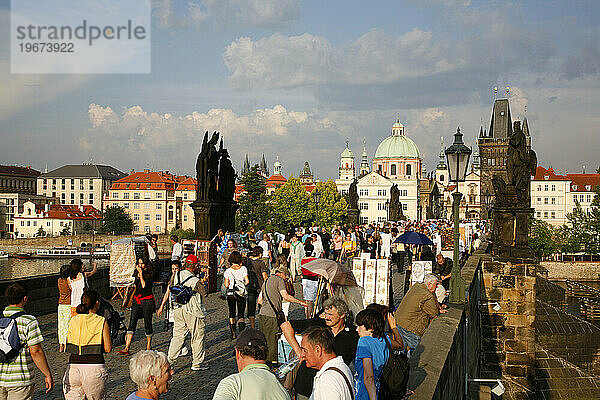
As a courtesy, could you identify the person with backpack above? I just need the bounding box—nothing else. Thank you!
[247,247,268,330]
[162,254,208,371]
[67,259,97,317]
[0,283,53,398]
[63,289,112,399]
[224,251,249,339]
[354,309,389,400]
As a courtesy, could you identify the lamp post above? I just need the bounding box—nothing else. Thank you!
[445,127,472,305]
[312,187,321,227]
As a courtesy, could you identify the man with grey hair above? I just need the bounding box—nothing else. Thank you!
[281,297,359,400]
[393,273,446,356]
[126,350,173,400]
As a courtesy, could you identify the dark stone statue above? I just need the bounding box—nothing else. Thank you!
[196,131,220,202]
[218,146,235,202]
[507,121,537,207]
[348,179,359,209]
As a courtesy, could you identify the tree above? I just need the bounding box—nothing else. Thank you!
[310,180,348,228]
[36,226,46,237]
[61,225,71,236]
[529,219,559,259]
[101,206,134,234]
[236,165,270,231]
[169,227,196,241]
[82,222,93,232]
[270,177,312,231]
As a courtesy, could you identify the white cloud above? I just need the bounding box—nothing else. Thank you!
[153,0,299,30]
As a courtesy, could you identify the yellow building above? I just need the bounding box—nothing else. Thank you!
[14,201,101,238]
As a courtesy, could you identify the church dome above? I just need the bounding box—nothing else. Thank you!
[374,121,421,159]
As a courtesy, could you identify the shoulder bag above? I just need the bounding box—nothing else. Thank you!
[264,277,286,326]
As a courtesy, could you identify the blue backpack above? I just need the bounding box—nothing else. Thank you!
[0,311,26,363]
[170,273,195,305]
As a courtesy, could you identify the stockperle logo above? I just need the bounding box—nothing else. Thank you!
[11,0,151,74]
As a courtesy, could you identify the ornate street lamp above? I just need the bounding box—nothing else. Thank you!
[312,187,321,226]
[445,127,471,305]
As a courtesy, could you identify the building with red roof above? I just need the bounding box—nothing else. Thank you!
[14,201,101,237]
[105,169,195,234]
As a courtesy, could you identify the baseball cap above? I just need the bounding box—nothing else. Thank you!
[185,254,198,264]
[236,328,267,349]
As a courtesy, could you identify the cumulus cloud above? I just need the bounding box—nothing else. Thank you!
[153,0,299,30]
[223,4,556,110]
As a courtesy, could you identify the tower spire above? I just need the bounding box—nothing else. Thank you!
[437,136,447,170]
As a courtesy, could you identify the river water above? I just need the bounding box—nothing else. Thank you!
[0,258,109,281]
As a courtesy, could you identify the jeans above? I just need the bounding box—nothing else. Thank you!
[128,298,155,336]
[247,290,258,317]
[397,326,421,357]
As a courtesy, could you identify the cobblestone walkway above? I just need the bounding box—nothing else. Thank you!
[31,289,303,400]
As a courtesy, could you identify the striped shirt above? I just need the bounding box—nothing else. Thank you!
[0,306,44,387]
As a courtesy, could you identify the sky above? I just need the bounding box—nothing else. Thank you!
[1,0,599,180]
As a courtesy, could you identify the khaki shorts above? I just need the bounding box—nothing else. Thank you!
[0,385,35,400]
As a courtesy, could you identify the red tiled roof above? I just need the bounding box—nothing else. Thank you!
[176,177,197,191]
[266,174,287,187]
[27,204,101,220]
[533,166,569,181]
[110,171,190,190]
[567,173,600,192]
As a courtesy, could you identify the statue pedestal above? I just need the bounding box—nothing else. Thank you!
[190,200,238,240]
[347,208,360,227]
[492,205,535,260]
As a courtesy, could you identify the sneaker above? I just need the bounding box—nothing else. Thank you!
[178,347,189,357]
[191,364,209,371]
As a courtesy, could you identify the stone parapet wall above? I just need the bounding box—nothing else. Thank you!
[540,261,600,281]
[0,267,112,315]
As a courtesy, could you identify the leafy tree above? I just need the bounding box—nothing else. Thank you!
[529,219,559,259]
[61,225,71,236]
[169,227,196,241]
[270,177,312,231]
[310,180,348,228]
[36,226,46,237]
[82,222,93,232]
[236,165,269,231]
[101,206,134,234]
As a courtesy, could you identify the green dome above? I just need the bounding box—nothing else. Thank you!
[374,135,421,159]
[341,147,354,158]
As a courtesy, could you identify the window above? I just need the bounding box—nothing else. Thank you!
[71,193,75,204]
[537,185,541,191]
[573,194,578,203]
[544,211,548,218]
[551,211,556,219]
[402,204,407,211]
[145,203,151,209]
[134,203,140,209]
[537,197,541,203]
[156,226,161,232]
[133,214,140,221]
[79,180,84,190]
[156,203,162,210]
[33,221,36,226]
[80,193,84,200]
[378,216,386,222]
[70,180,74,190]
[156,192,163,199]
[112,192,118,199]
[134,193,140,199]
[144,192,151,199]
[551,185,556,191]
[390,164,397,175]
[359,189,368,196]
[406,164,412,176]
[133,224,139,232]
[89,179,94,190]
[359,202,368,210]
[156,214,162,221]
[144,226,150,233]
[183,193,188,200]
[377,190,386,197]
[587,195,592,203]
[377,203,386,210]
[89,193,93,203]
[183,215,187,221]
[61,193,66,201]
[58,221,62,226]
[123,193,129,199]
[400,190,408,197]
[43,179,47,190]
[551,197,555,205]
[20,221,24,226]
[536,211,541,218]
[544,184,548,191]
[123,202,129,209]
[144,214,150,221]
[544,198,548,204]
[61,179,65,190]
[360,217,369,224]
[47,222,50,226]
[581,194,585,202]
[440,175,444,182]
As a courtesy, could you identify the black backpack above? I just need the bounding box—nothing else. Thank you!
[170,272,195,305]
[378,337,410,400]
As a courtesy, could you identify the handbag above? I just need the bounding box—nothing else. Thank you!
[122,286,134,309]
[264,277,286,326]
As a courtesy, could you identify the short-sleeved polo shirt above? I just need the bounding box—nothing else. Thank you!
[0,306,44,387]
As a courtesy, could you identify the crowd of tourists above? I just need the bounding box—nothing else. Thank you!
[0,219,486,400]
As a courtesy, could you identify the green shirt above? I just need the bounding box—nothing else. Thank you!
[212,363,290,400]
[0,306,44,387]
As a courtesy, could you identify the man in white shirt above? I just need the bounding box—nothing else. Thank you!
[301,326,354,400]
[258,235,271,268]
[171,235,183,261]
